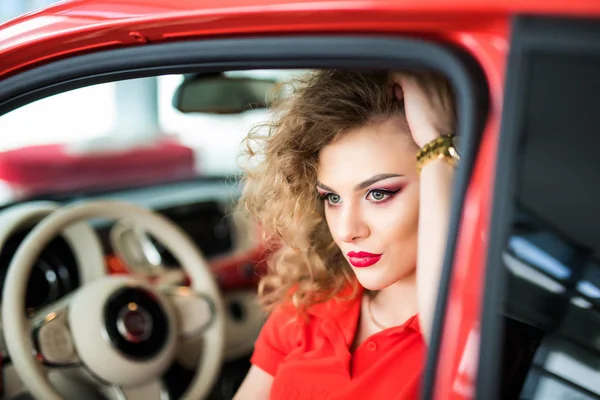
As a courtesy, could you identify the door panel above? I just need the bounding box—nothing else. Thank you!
[479,15,600,400]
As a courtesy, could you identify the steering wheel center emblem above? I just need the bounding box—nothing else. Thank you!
[116,302,153,343]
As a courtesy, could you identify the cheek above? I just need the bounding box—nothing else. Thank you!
[371,190,419,245]
[323,207,340,241]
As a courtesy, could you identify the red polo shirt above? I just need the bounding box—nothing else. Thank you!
[251,285,425,400]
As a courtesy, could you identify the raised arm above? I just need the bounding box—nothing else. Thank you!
[415,158,455,343]
[392,73,457,343]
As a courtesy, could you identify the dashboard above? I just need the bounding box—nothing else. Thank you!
[0,179,267,399]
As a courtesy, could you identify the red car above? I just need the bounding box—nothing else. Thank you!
[0,1,599,399]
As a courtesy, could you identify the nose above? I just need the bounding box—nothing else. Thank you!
[335,204,369,243]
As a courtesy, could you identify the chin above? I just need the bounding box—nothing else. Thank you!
[352,264,416,291]
[352,268,399,291]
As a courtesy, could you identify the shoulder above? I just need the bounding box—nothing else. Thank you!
[251,284,363,376]
[250,300,305,376]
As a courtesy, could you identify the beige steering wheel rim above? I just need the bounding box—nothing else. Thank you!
[1,200,225,400]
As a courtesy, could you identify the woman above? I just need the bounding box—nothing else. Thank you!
[234,69,457,399]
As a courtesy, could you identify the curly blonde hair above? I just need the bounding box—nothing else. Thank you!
[237,69,414,312]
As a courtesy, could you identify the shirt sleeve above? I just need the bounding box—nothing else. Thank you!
[250,303,299,376]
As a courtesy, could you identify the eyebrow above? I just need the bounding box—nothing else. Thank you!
[316,173,403,193]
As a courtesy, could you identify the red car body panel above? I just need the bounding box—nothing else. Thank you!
[1,1,599,399]
[2,0,600,80]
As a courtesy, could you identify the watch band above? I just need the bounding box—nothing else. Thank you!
[416,134,460,175]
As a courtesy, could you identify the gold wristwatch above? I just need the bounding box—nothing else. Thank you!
[416,134,460,175]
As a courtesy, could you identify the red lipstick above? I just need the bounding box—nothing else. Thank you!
[347,251,382,268]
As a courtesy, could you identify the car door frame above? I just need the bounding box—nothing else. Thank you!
[477,14,600,400]
[0,35,489,399]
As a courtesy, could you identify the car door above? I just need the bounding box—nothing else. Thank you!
[477,14,600,400]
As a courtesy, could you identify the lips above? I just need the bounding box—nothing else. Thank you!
[347,251,382,268]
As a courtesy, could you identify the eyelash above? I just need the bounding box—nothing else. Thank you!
[319,188,401,206]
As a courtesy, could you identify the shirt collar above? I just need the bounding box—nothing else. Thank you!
[305,281,362,319]
[305,281,421,338]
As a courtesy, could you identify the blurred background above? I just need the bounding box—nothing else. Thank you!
[0,1,305,206]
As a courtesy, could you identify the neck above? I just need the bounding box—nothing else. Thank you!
[369,270,418,327]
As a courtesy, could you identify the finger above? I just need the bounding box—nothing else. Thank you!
[390,71,405,84]
[391,71,413,85]
[395,75,419,98]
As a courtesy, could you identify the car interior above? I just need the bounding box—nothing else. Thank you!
[0,69,311,400]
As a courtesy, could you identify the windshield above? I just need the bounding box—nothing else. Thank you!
[0,69,305,204]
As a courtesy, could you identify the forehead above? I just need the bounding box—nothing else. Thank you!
[317,116,416,185]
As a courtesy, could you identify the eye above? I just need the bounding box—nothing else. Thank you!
[369,190,387,201]
[326,193,342,205]
[366,188,400,203]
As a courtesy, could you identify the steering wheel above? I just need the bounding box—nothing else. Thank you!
[1,200,225,400]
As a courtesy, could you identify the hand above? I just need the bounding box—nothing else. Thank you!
[391,72,455,148]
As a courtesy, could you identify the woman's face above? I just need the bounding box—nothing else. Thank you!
[317,115,420,290]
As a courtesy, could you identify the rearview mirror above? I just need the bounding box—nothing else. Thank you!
[173,73,277,114]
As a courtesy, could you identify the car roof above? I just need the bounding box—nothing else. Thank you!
[0,0,599,78]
